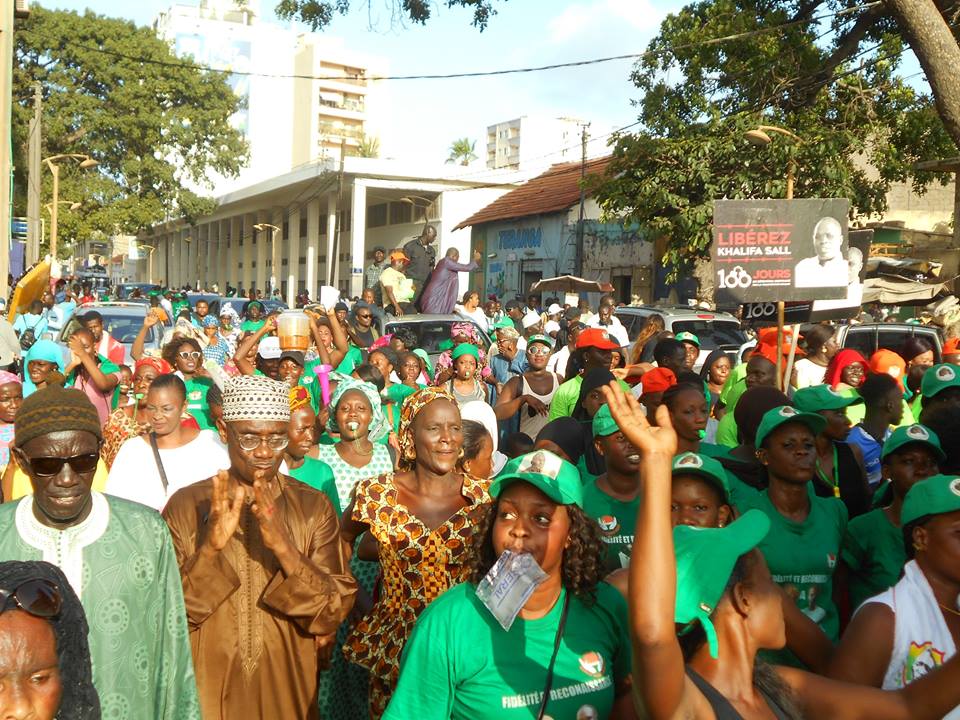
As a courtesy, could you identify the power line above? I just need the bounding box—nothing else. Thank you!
[22,2,882,83]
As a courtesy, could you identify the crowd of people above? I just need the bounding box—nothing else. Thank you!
[6,265,960,720]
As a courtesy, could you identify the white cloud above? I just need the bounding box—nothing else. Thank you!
[547,0,665,44]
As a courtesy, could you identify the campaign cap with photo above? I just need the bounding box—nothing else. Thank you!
[490,450,583,509]
[526,334,553,349]
[881,424,945,462]
[792,384,863,413]
[672,452,731,503]
[675,331,700,348]
[575,328,620,351]
[754,405,826,448]
[674,510,771,659]
[901,474,960,525]
[257,336,282,360]
[921,363,960,399]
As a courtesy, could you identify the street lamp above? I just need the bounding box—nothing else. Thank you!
[253,223,280,295]
[744,125,802,200]
[43,153,98,262]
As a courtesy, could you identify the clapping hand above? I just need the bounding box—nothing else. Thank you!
[251,471,296,558]
[601,381,677,458]
[205,470,245,552]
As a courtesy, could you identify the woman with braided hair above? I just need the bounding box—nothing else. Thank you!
[340,386,490,718]
[0,560,100,720]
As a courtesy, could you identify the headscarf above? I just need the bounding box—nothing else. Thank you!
[535,417,585,464]
[573,368,615,475]
[22,339,66,397]
[219,305,240,326]
[461,399,507,475]
[0,561,100,719]
[397,386,458,470]
[825,348,868,389]
[451,322,481,345]
[699,349,730,382]
[326,375,388,443]
[135,357,173,376]
[869,349,907,391]
[412,348,433,377]
[452,343,480,361]
[202,315,219,328]
[0,370,21,387]
[289,385,312,411]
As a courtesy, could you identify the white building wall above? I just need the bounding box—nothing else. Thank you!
[486,116,585,170]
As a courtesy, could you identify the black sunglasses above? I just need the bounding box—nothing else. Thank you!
[0,578,62,618]
[27,453,100,477]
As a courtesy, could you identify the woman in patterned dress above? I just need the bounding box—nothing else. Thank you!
[313,376,394,720]
[340,386,490,719]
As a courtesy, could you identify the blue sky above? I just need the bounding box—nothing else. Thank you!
[39,0,928,167]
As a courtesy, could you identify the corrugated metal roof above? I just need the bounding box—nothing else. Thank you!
[454,156,611,230]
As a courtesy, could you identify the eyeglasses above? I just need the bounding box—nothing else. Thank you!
[527,346,552,356]
[0,579,62,618]
[27,453,100,477]
[178,351,202,360]
[356,313,372,320]
[235,434,289,452]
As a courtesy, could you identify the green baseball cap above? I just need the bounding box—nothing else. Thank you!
[754,405,826,448]
[902,474,960,525]
[675,331,700,347]
[672,452,731,503]
[592,404,618,438]
[881,424,945,462]
[674,509,771,659]
[490,450,584,508]
[527,334,553,349]
[793,385,863,413]
[921,363,960,399]
[492,317,515,330]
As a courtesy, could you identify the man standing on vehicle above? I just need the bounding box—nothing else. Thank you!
[403,224,438,310]
[364,246,387,303]
[80,311,126,366]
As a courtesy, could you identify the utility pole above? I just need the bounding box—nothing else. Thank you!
[0,1,14,300]
[574,122,590,277]
[26,84,41,266]
[330,138,347,288]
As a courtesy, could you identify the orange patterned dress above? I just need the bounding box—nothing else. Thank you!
[344,472,490,719]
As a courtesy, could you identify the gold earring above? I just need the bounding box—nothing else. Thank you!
[914,542,923,551]
[457,448,465,460]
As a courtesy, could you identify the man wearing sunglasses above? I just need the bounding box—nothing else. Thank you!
[163,374,356,720]
[0,386,201,719]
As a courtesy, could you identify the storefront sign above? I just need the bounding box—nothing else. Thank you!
[498,227,542,250]
[713,199,850,304]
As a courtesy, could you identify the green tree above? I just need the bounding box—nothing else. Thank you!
[355,134,380,158]
[593,0,956,276]
[274,0,503,31]
[12,8,248,255]
[446,138,478,166]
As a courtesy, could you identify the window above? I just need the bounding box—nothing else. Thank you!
[390,202,413,225]
[367,203,388,228]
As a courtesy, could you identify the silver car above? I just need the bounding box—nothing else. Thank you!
[58,302,172,366]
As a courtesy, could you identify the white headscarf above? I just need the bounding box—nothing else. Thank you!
[460,400,507,475]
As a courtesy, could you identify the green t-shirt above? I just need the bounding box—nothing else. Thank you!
[582,477,638,572]
[715,410,739,448]
[719,363,748,407]
[842,507,906,610]
[845,398,915,428]
[183,377,215,431]
[548,376,630,421]
[240,319,266,333]
[286,456,340,517]
[739,488,848,650]
[384,583,631,720]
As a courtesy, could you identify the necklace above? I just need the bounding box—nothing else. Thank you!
[938,602,960,618]
[352,438,374,457]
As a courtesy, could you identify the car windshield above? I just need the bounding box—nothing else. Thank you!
[61,311,159,346]
[669,320,745,350]
[386,320,490,354]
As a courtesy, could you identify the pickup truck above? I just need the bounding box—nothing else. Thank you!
[836,323,943,363]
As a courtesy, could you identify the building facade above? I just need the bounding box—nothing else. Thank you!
[486,116,584,170]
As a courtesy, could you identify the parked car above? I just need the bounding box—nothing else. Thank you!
[115,282,160,300]
[836,323,943,363]
[380,315,492,365]
[615,305,747,371]
[59,302,172,366]
[187,294,288,317]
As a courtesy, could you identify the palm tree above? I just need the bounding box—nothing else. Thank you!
[446,138,478,166]
[355,135,380,158]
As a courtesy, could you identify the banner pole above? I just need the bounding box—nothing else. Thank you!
[784,323,800,392]
[776,301,785,391]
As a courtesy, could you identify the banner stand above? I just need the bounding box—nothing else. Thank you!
[775,302,784,391]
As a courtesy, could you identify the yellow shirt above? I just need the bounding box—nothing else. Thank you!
[9,459,109,501]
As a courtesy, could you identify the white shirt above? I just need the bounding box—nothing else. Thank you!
[454,305,489,333]
[106,430,230,511]
[547,345,571,377]
[793,358,827,389]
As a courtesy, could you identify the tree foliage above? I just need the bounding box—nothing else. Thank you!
[593,0,957,276]
[447,138,478,166]
[12,8,248,254]
[274,0,503,31]
[354,134,381,158]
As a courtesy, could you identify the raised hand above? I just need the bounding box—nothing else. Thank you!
[251,471,296,558]
[205,470,244,552]
[143,312,159,328]
[601,381,677,458]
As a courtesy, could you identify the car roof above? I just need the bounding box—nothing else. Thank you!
[385,314,479,323]
[75,302,149,312]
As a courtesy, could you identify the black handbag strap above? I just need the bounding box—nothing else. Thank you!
[536,593,570,720]
[148,432,169,493]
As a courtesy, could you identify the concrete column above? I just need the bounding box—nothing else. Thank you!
[217,219,228,292]
[206,223,217,291]
[287,206,301,308]
[197,224,208,289]
[168,234,177,288]
[255,209,269,294]
[306,198,320,301]
[241,213,254,293]
[229,216,241,291]
[325,193,337,288]
[189,226,200,290]
[349,181,367,298]
[271,207,283,298]
[178,228,188,289]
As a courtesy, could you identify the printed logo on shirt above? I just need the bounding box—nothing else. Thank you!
[189,390,202,401]
[576,706,600,720]
[826,553,837,569]
[950,478,960,497]
[302,375,314,384]
[937,365,956,382]
[578,651,606,679]
[902,641,945,684]
[597,515,620,536]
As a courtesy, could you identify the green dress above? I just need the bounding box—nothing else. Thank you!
[315,442,394,720]
[286,456,339,516]
[0,492,201,719]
